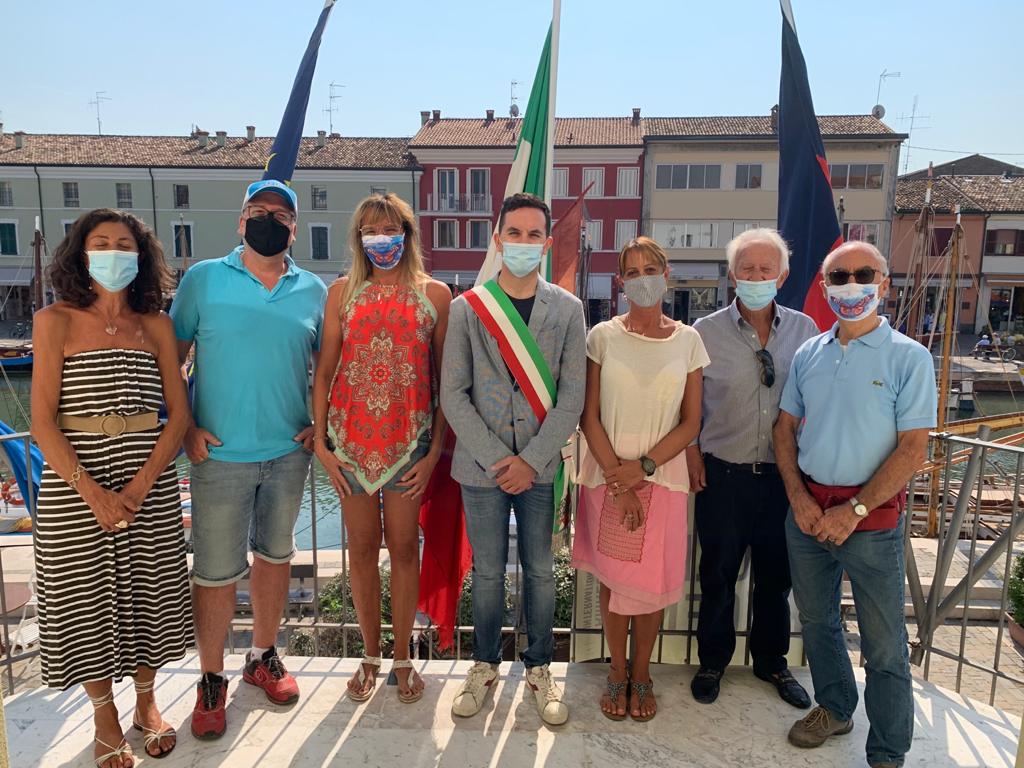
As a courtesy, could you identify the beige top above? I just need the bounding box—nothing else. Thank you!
[577,316,710,492]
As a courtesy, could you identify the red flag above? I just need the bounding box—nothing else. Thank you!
[417,429,472,650]
[550,181,594,293]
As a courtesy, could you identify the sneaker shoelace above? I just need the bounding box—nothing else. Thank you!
[200,675,222,710]
[802,706,830,731]
[466,663,494,689]
[264,654,287,680]
[531,667,562,704]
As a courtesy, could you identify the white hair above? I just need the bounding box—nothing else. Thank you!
[726,228,791,274]
[821,240,889,275]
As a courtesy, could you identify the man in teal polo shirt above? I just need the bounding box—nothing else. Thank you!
[774,241,935,768]
[170,179,327,739]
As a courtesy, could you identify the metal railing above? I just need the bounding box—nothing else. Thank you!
[424,193,492,214]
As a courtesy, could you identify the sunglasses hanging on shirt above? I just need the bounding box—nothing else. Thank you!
[755,348,775,387]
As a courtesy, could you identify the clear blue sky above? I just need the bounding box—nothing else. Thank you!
[6,0,1022,175]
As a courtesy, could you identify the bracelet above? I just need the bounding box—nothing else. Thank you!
[68,464,85,490]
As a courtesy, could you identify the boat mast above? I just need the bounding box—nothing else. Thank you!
[929,204,963,535]
[32,216,44,313]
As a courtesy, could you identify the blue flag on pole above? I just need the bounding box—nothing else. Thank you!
[262,0,337,184]
[775,0,843,330]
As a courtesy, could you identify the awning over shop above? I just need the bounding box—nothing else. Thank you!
[669,262,721,281]
[0,268,33,287]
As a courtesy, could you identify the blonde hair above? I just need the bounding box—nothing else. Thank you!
[340,192,429,309]
[618,236,668,275]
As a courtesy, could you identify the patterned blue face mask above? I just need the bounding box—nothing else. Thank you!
[86,250,139,292]
[362,234,405,270]
[826,282,880,320]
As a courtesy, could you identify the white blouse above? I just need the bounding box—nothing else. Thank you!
[577,316,710,492]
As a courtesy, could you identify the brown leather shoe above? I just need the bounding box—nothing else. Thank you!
[787,706,853,748]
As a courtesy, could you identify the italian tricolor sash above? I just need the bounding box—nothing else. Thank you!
[463,280,572,538]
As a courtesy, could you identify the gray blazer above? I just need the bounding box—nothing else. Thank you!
[440,277,587,488]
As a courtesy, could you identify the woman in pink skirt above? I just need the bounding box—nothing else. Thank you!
[574,236,707,722]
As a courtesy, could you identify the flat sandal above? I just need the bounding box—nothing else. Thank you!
[348,655,382,702]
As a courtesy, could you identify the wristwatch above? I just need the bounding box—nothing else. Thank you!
[849,497,869,518]
[640,455,657,477]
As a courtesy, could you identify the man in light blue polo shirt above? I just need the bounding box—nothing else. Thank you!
[170,179,326,739]
[774,241,935,768]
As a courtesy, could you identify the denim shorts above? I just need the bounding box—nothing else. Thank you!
[189,447,312,587]
[341,432,431,495]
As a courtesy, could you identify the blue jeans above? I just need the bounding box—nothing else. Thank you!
[190,448,312,587]
[786,510,913,767]
[460,483,555,668]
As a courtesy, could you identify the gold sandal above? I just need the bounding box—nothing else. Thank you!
[348,655,381,702]
[88,691,134,768]
[392,659,424,703]
[131,678,176,759]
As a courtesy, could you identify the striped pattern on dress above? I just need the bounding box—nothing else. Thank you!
[34,348,193,689]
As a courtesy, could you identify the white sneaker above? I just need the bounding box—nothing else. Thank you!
[452,661,499,718]
[526,664,569,725]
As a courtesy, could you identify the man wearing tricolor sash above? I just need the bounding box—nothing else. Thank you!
[440,193,586,725]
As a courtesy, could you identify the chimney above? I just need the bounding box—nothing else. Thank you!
[317,130,327,148]
[246,125,255,141]
[197,130,209,148]
[432,109,441,122]
[215,130,227,147]
[486,109,495,122]
[329,132,341,139]
[420,110,431,126]
[632,107,641,125]
[0,123,4,141]
[14,131,25,149]
[770,104,779,132]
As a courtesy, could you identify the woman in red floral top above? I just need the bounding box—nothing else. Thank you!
[312,193,451,703]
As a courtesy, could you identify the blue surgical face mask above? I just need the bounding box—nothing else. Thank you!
[87,250,139,292]
[826,282,880,321]
[735,279,778,311]
[500,242,544,277]
[362,234,404,270]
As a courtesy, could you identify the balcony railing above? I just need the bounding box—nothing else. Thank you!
[425,193,492,214]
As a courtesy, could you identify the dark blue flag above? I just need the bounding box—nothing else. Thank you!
[775,0,842,330]
[263,0,337,184]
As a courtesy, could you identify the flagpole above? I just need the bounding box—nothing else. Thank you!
[544,0,561,281]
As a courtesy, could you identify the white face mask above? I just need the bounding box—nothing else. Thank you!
[623,274,667,307]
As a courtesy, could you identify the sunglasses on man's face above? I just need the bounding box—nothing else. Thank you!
[754,349,775,388]
[826,267,884,285]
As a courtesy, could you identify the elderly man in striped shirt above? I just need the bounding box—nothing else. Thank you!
[686,228,818,708]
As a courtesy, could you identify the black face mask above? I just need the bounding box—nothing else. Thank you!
[244,215,292,257]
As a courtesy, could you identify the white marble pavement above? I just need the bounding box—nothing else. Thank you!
[3,655,1020,767]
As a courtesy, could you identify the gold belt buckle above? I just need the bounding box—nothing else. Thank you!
[99,413,128,437]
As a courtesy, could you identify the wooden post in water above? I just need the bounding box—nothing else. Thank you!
[929,206,963,536]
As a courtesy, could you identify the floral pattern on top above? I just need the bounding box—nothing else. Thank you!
[328,283,436,492]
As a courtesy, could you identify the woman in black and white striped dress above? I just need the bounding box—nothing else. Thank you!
[32,209,193,768]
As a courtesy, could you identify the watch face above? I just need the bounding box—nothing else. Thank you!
[855,504,868,517]
[641,457,656,476]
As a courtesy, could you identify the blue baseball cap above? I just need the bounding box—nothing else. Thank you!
[243,179,298,213]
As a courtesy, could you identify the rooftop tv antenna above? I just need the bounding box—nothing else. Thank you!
[323,81,345,134]
[89,91,111,135]
[898,95,932,173]
[876,69,900,106]
[509,80,520,118]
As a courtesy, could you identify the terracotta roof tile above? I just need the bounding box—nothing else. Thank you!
[895,176,1024,214]
[0,133,416,169]
[409,117,644,148]
[643,114,900,138]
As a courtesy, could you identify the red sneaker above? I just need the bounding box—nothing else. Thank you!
[243,648,299,705]
[191,673,228,740]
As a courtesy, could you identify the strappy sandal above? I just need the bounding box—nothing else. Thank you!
[601,671,630,721]
[630,679,657,722]
[348,655,382,702]
[88,691,134,768]
[392,659,424,704]
[131,679,175,759]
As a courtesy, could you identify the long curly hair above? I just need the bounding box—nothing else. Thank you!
[46,208,173,314]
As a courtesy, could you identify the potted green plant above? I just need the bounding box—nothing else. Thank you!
[1005,553,1024,647]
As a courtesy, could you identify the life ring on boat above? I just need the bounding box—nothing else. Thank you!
[1,480,24,506]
